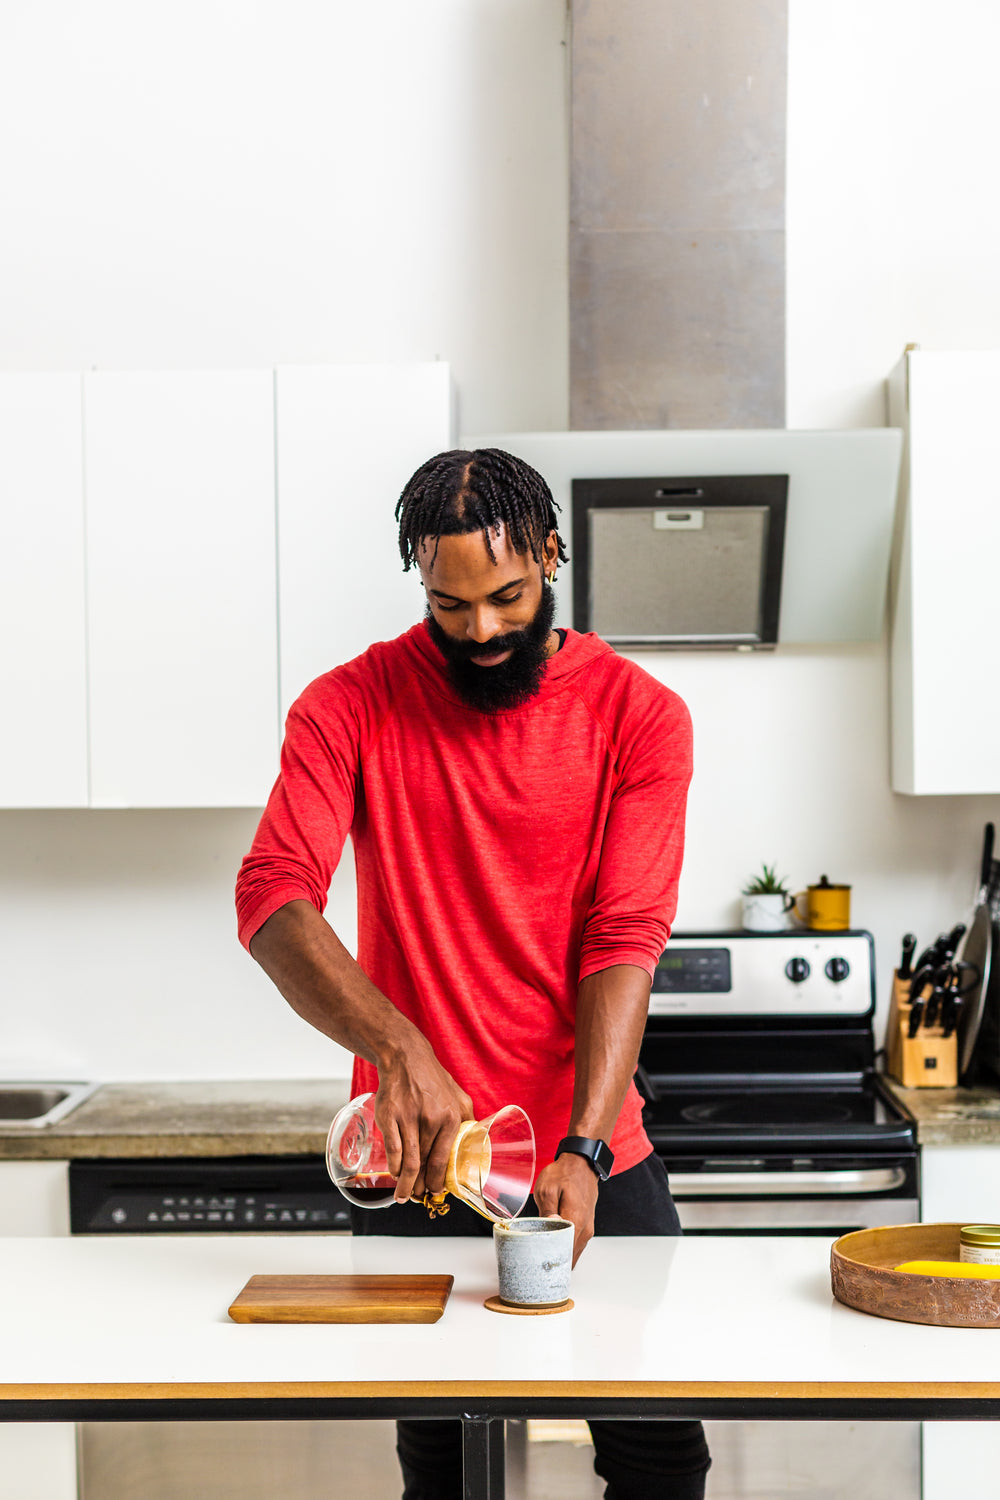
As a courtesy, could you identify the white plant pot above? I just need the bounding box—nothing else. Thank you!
[741,893,794,932]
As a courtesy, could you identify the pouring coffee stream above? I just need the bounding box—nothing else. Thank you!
[326,1093,536,1223]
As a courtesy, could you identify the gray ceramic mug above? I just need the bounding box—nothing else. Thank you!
[493,1216,574,1307]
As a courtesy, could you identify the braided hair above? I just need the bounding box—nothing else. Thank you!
[396,448,568,571]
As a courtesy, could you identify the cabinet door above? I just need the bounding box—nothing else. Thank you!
[0,375,87,806]
[0,1163,76,1499]
[0,1160,70,1235]
[0,1426,77,1500]
[276,363,453,719]
[84,371,278,806]
[909,1143,1000,1500]
[921,1144,1000,1500]
[891,349,1000,793]
[920,1142,1000,1223]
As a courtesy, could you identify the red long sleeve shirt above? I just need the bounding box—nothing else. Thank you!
[236,622,692,1178]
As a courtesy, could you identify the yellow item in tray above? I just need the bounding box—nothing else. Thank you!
[894,1260,1000,1279]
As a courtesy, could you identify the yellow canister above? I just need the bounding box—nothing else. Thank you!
[959,1225,1000,1265]
[795,875,851,931]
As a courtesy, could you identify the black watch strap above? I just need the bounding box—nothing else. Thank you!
[555,1135,615,1182]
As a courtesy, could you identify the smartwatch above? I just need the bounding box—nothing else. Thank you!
[555,1135,615,1182]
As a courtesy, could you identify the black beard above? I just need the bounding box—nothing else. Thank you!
[424,584,557,712]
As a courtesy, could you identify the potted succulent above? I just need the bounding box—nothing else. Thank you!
[741,864,796,932]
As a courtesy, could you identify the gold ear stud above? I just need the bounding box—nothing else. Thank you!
[547,572,556,585]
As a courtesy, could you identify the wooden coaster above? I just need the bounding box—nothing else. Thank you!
[483,1294,574,1316]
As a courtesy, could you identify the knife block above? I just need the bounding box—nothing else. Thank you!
[886,972,958,1088]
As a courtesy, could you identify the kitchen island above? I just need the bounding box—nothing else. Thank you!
[2,1233,998,1499]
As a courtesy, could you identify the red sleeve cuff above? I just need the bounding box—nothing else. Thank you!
[236,885,323,952]
[577,950,659,985]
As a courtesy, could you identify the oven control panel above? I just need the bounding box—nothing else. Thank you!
[649,931,874,1017]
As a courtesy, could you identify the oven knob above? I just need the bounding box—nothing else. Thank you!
[785,957,810,983]
[825,956,850,983]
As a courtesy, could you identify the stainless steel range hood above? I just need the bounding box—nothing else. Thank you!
[463,429,903,648]
[574,472,787,649]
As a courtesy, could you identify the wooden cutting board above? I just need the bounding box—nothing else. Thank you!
[228,1273,454,1324]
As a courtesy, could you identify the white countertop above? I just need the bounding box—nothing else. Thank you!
[1,1234,998,1403]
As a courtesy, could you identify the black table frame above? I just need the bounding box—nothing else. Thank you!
[4,1393,1000,1500]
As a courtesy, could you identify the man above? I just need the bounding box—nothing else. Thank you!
[236,448,710,1500]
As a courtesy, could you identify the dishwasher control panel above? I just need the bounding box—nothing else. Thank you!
[69,1156,352,1233]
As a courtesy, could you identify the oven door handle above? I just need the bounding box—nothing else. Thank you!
[667,1167,908,1196]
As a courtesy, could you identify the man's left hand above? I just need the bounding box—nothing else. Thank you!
[532,1153,599,1266]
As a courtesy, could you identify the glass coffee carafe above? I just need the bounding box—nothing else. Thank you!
[326,1092,535,1222]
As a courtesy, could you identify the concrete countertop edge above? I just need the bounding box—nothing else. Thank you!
[0,1080,351,1161]
[0,1134,333,1160]
[2,1078,1000,1160]
[879,1075,1000,1146]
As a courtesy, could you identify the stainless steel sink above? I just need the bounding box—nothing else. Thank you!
[0,1082,98,1128]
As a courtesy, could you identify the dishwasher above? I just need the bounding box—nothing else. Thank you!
[69,1154,403,1500]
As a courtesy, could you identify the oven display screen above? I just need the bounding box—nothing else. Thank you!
[653,947,731,993]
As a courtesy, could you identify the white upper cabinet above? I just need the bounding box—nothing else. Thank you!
[1,364,449,808]
[276,363,453,720]
[0,374,88,807]
[84,371,278,807]
[890,349,1000,794]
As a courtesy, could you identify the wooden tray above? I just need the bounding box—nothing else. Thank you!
[831,1223,1000,1328]
[228,1273,454,1324]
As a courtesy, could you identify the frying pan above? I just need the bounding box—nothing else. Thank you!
[956,823,998,1082]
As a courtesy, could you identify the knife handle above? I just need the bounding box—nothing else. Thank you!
[899,933,917,981]
[908,966,933,1002]
[907,998,924,1038]
[943,924,966,960]
[982,822,995,890]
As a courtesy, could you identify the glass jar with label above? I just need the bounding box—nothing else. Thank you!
[959,1225,1000,1264]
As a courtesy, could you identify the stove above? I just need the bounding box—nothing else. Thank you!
[639,930,918,1232]
[652,1081,907,1137]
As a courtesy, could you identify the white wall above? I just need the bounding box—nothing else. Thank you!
[0,0,568,1081]
[0,0,569,434]
[648,646,999,1033]
[777,0,1000,1020]
[786,0,1000,427]
[0,811,358,1080]
[3,1,1000,1080]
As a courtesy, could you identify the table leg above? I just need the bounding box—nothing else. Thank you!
[462,1416,505,1499]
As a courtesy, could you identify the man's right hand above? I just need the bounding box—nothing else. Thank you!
[374,1041,474,1204]
[248,902,473,1202]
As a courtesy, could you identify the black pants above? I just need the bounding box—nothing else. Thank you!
[350,1154,711,1500]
